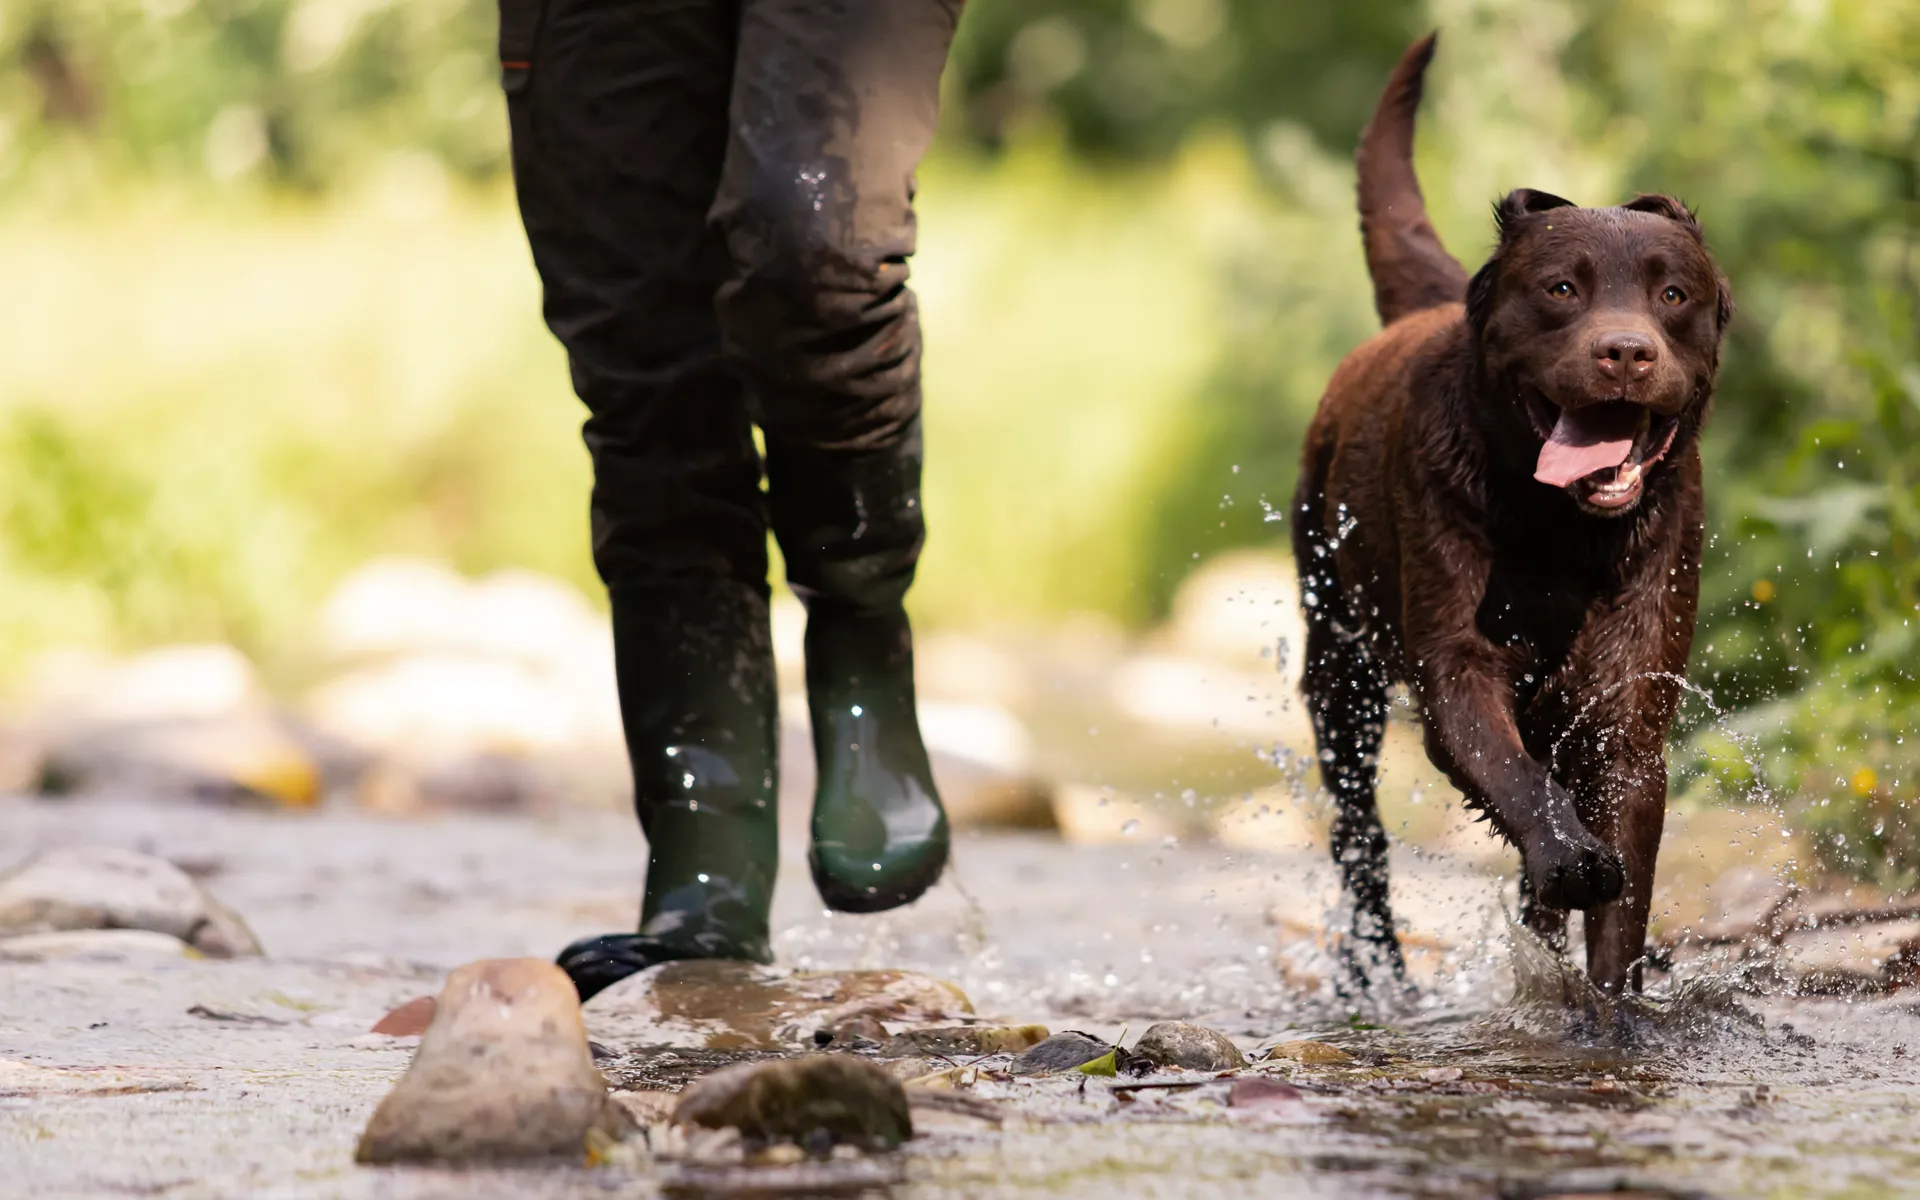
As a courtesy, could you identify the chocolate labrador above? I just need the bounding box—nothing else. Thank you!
[1293,32,1732,995]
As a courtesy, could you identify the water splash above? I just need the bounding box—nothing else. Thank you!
[1480,921,1761,1049]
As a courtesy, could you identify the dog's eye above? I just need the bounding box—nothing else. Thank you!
[1547,280,1577,299]
[1661,285,1687,306]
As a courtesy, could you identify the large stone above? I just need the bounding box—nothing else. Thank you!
[355,958,630,1164]
[0,929,197,962]
[26,645,319,809]
[0,847,260,957]
[1129,1021,1248,1073]
[673,1056,912,1153]
[1158,550,1307,677]
[38,712,321,808]
[586,959,972,1052]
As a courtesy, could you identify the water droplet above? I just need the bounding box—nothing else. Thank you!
[1121,819,1141,835]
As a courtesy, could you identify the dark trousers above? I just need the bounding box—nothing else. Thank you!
[499,0,961,602]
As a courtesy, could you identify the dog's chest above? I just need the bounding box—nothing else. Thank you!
[1473,551,1608,704]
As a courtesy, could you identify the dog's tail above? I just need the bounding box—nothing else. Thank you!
[1357,32,1469,326]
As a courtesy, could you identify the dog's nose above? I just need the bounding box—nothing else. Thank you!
[1593,331,1658,382]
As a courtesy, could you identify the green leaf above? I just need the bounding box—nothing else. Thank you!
[1075,1050,1118,1076]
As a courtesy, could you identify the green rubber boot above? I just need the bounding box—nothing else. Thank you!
[769,421,950,913]
[557,581,779,1001]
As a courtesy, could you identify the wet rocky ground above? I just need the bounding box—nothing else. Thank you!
[6,791,1920,1199]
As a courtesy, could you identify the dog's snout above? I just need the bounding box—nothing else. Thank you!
[1593,330,1659,382]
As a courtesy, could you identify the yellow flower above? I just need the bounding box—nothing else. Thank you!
[1751,579,1775,603]
[1851,767,1878,796]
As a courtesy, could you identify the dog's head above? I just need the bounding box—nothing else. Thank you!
[1466,189,1732,516]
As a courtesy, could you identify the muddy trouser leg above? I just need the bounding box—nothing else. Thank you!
[711,0,963,912]
[498,0,780,1000]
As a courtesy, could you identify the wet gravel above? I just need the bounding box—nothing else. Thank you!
[4,792,1920,1198]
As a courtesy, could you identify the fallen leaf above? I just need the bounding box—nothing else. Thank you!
[1075,1050,1118,1077]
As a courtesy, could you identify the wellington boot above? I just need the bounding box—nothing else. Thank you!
[767,422,949,914]
[557,581,779,1001]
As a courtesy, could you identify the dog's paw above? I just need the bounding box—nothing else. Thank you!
[1529,835,1625,911]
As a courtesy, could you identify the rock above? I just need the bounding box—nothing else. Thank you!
[928,755,1057,831]
[1228,1075,1305,1113]
[354,753,554,816]
[26,644,263,725]
[884,1024,1049,1058]
[1109,652,1307,743]
[38,712,321,808]
[813,1014,891,1047]
[1210,789,1327,854]
[586,959,971,1052]
[610,1089,679,1125]
[0,847,260,957]
[371,996,436,1036]
[914,631,1034,711]
[1264,1040,1355,1066]
[310,561,626,789]
[1050,784,1189,846]
[919,701,1035,777]
[672,1056,912,1153]
[26,645,319,809]
[311,654,615,762]
[0,929,196,962]
[1129,1021,1248,1072]
[355,958,631,1164]
[322,560,613,676]
[1009,1031,1115,1076]
[1158,551,1307,677]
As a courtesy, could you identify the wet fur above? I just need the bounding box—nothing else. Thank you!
[1295,33,1732,995]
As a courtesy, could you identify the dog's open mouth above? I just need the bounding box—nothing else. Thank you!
[1527,396,1679,509]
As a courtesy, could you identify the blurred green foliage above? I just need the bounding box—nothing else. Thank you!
[2,0,1918,878]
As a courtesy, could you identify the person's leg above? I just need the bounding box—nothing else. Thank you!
[499,0,781,999]
[711,0,962,912]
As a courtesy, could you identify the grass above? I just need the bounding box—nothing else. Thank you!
[0,137,1376,689]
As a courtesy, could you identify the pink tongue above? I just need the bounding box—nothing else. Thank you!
[1534,403,1643,488]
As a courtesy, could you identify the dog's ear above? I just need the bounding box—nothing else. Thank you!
[1465,258,1500,330]
[1714,274,1735,333]
[1492,188,1575,240]
[1623,193,1703,236]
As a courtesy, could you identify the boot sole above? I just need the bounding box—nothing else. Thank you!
[808,844,948,914]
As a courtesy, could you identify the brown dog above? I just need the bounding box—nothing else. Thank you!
[1293,33,1732,995]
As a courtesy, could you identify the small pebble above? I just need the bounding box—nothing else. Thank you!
[371,996,435,1036]
[1228,1076,1305,1112]
[673,1055,913,1153]
[884,1024,1049,1058]
[1010,1031,1115,1076]
[1264,1040,1356,1066]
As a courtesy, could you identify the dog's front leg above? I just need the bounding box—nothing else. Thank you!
[1580,752,1667,995]
[1401,586,1626,913]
